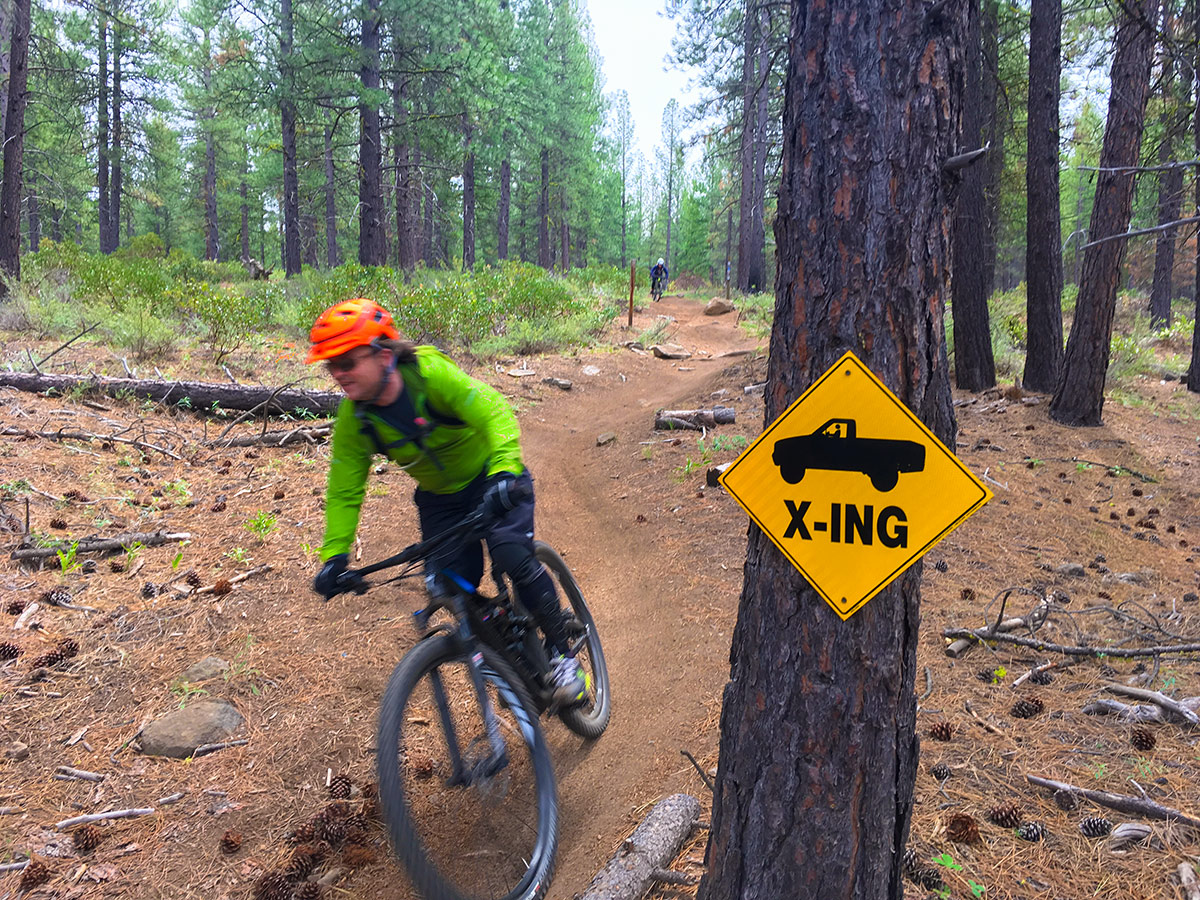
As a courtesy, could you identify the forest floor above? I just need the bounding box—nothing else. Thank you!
[2,294,1200,900]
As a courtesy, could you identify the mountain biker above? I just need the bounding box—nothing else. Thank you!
[306,298,586,704]
[650,258,668,299]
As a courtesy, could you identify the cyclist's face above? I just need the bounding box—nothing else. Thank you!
[327,347,383,401]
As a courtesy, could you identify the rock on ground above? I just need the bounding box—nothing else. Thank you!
[138,700,244,758]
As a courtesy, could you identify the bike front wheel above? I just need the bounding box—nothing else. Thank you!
[377,634,559,900]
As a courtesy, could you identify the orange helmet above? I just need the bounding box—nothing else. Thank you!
[306,298,399,363]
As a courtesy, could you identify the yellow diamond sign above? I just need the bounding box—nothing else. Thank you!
[719,351,992,619]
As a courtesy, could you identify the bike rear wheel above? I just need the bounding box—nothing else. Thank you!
[377,634,558,900]
[534,542,611,739]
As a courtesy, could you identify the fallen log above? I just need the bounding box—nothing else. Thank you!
[10,530,190,561]
[578,793,700,900]
[0,371,339,416]
[654,407,736,431]
[210,424,332,448]
[1025,774,1200,829]
[1102,684,1200,726]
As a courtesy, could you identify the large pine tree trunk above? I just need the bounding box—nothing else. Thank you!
[324,111,339,268]
[110,20,122,253]
[952,0,996,392]
[1149,8,1185,328]
[393,76,416,270]
[239,151,250,263]
[498,152,511,261]
[0,0,11,143]
[462,117,475,271]
[1050,0,1160,426]
[280,0,300,277]
[97,14,111,255]
[736,3,760,293]
[26,172,38,251]
[358,0,386,266]
[0,0,29,288]
[981,0,1002,296]
[559,193,569,271]
[698,0,963,896]
[1024,0,1064,393]
[1191,0,1200,394]
[203,65,218,261]
[538,147,550,269]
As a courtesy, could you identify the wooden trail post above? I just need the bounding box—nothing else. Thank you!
[628,262,635,328]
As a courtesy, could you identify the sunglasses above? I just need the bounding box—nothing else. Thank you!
[325,350,375,374]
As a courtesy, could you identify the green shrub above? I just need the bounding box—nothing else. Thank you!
[174,280,274,362]
[106,296,178,360]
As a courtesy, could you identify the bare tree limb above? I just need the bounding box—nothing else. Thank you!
[55,807,155,830]
[0,425,182,459]
[10,530,190,560]
[1080,215,1200,251]
[942,627,1200,659]
[1102,684,1200,726]
[1025,774,1200,829]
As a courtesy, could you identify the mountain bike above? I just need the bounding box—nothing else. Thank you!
[327,496,610,900]
[651,273,665,302]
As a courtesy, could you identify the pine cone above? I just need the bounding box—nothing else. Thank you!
[946,813,980,844]
[928,721,953,742]
[49,516,68,529]
[63,489,88,502]
[109,559,126,573]
[72,824,103,852]
[293,841,328,864]
[408,751,435,779]
[976,667,1002,683]
[1030,669,1055,685]
[285,846,318,880]
[212,578,233,597]
[219,830,243,854]
[288,823,316,844]
[913,866,945,890]
[57,638,80,659]
[1053,790,1081,811]
[252,872,292,900]
[341,844,375,867]
[211,499,227,512]
[314,815,347,846]
[329,773,353,800]
[141,582,159,599]
[1011,697,1045,719]
[1079,816,1113,838]
[960,587,976,601]
[294,883,325,900]
[1099,663,1117,678]
[0,641,22,660]
[987,802,1022,828]
[185,570,203,588]
[19,859,51,890]
[902,847,918,875]
[39,586,73,606]
[933,560,948,573]
[30,648,65,668]
[1017,821,1048,842]
[274,489,285,500]
[930,763,952,781]
[5,598,27,615]
[1131,726,1157,751]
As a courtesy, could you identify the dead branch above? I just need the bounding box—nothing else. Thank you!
[579,794,701,900]
[55,807,155,830]
[945,586,1048,658]
[1011,660,1068,688]
[208,423,332,448]
[11,530,190,560]
[54,766,104,782]
[679,749,714,792]
[32,323,101,368]
[189,564,272,596]
[0,861,28,873]
[0,425,182,459]
[1102,684,1200,726]
[942,627,1200,659]
[1180,862,1200,900]
[193,739,249,758]
[652,868,700,886]
[964,700,1002,734]
[1025,774,1200,829]
[654,407,736,431]
[1083,698,1169,723]
[1020,456,1157,482]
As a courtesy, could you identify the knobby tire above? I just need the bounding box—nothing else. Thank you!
[377,635,558,900]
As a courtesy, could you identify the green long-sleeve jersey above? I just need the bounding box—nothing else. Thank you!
[320,346,524,561]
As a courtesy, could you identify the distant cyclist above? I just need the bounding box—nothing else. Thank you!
[650,258,668,302]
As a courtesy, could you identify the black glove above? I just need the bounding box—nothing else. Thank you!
[479,474,521,521]
[313,554,349,600]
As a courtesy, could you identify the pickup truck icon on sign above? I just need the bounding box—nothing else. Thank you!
[771,417,925,492]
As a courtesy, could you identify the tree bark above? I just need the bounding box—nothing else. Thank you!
[358,0,386,266]
[392,75,415,270]
[736,4,758,293]
[1024,0,1064,393]
[498,152,511,261]
[980,0,1002,296]
[1149,6,1185,328]
[462,116,475,271]
[280,0,300,276]
[560,193,569,271]
[110,17,122,253]
[952,0,996,392]
[0,0,29,288]
[25,172,38,252]
[1191,0,1200,394]
[1050,0,1160,426]
[203,62,218,261]
[0,0,11,144]
[324,110,339,268]
[97,13,111,254]
[698,0,964,896]
[538,147,551,268]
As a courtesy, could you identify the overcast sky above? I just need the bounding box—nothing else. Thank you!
[583,0,699,165]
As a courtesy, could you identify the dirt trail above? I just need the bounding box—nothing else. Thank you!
[513,296,760,895]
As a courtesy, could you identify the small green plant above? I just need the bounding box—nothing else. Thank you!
[226,547,251,563]
[299,542,317,560]
[56,541,81,573]
[162,478,191,503]
[225,634,265,696]
[1027,458,1044,468]
[932,852,963,872]
[641,445,656,461]
[171,550,184,570]
[968,879,986,898]
[124,540,144,569]
[1132,756,1153,779]
[674,457,700,481]
[170,682,209,708]
[1090,761,1109,780]
[244,510,278,539]
[1075,461,1093,471]
[0,478,32,496]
